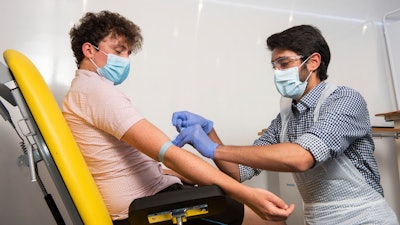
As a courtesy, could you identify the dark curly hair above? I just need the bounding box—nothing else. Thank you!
[69,10,143,67]
[267,25,330,81]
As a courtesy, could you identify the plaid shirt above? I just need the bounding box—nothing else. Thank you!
[239,81,383,196]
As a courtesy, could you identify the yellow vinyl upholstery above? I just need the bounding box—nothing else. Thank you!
[3,49,112,225]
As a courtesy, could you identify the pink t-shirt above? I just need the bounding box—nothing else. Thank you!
[62,69,180,220]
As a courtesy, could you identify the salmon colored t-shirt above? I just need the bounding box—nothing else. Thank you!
[62,69,180,220]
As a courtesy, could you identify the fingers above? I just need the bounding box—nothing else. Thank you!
[264,192,295,221]
[175,119,184,132]
[171,111,184,125]
[263,202,295,221]
[171,125,195,147]
[286,204,295,214]
[266,191,289,210]
[171,132,186,147]
[171,112,178,126]
[248,188,295,221]
[171,111,188,132]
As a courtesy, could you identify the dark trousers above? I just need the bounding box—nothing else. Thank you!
[113,184,244,225]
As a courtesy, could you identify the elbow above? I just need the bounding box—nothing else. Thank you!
[292,152,315,172]
[294,162,312,172]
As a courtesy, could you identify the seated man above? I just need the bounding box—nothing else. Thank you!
[62,10,294,225]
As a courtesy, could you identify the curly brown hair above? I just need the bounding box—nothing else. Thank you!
[69,10,143,67]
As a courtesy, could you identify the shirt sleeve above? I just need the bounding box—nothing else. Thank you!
[85,83,144,140]
[239,114,281,182]
[295,87,371,167]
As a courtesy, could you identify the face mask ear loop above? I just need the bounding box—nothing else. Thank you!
[88,57,100,70]
[304,70,313,82]
[87,44,101,69]
[299,55,312,68]
[299,55,312,82]
[92,45,108,56]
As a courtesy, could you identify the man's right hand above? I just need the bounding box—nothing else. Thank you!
[172,111,213,134]
[172,124,218,159]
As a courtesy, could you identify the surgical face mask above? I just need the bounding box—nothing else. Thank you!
[273,57,312,99]
[89,46,130,85]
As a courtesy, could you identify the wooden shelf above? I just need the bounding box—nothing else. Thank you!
[372,127,400,133]
[375,110,400,122]
[372,127,400,138]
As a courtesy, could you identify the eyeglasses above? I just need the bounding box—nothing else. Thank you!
[271,55,304,70]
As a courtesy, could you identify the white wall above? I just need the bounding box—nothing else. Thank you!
[383,8,400,109]
[1,0,399,224]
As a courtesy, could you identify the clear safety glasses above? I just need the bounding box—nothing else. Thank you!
[271,55,304,70]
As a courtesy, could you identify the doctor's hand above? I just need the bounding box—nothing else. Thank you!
[172,111,213,134]
[172,124,218,159]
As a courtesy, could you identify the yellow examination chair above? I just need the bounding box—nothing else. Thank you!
[0,49,227,225]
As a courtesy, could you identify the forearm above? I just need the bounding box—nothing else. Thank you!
[208,129,241,181]
[123,120,247,201]
[214,159,241,181]
[214,142,315,172]
[162,146,250,203]
[162,169,195,185]
[163,151,294,221]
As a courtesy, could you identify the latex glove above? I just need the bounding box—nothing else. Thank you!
[172,124,218,159]
[172,111,213,134]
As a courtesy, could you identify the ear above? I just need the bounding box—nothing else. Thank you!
[82,42,96,58]
[306,52,321,72]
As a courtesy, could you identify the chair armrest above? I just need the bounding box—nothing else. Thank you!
[129,185,227,224]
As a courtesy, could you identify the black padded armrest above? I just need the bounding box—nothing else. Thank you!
[129,185,227,225]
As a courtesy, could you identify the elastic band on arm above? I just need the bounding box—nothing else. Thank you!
[158,141,173,163]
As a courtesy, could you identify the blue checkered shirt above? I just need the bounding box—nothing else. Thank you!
[239,81,384,196]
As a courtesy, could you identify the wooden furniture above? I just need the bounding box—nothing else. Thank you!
[375,111,400,180]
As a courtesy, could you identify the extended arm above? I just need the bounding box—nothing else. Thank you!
[121,119,294,221]
[215,143,315,172]
[173,123,315,173]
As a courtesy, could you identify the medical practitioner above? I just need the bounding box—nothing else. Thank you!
[172,25,399,224]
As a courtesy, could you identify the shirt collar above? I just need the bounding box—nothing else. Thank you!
[292,81,327,113]
[76,69,113,84]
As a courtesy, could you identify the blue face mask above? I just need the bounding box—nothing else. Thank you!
[273,57,312,99]
[90,47,130,85]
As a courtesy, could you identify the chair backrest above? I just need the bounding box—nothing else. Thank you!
[2,49,112,224]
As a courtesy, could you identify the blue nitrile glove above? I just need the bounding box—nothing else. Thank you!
[172,124,218,159]
[172,111,213,134]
